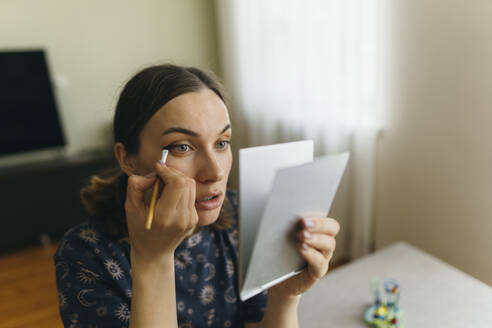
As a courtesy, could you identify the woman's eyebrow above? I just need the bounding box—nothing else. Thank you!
[162,124,231,137]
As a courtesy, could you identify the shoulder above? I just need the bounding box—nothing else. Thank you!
[58,219,102,246]
[54,220,132,326]
[54,220,99,261]
[55,218,125,257]
[54,218,130,282]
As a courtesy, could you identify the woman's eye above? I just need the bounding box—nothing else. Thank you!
[165,141,229,154]
[217,140,231,149]
[169,144,191,153]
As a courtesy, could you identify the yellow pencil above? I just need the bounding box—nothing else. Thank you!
[145,149,168,230]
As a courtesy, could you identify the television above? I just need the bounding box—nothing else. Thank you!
[0,50,65,157]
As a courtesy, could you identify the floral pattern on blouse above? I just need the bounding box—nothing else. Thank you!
[54,189,267,327]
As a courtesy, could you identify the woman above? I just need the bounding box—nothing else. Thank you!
[54,64,340,328]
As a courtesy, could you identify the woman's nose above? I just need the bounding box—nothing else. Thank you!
[197,153,224,183]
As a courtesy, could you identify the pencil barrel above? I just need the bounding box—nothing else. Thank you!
[145,179,160,230]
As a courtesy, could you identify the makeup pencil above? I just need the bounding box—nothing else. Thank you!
[145,149,168,230]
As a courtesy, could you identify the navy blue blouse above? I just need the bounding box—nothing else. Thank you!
[54,189,267,327]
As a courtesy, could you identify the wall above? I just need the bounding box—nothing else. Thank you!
[0,0,220,154]
[375,0,492,285]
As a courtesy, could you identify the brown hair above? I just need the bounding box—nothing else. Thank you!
[81,64,234,235]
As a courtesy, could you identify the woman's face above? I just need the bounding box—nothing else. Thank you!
[131,88,232,226]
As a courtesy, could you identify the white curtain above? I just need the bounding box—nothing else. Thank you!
[216,0,389,259]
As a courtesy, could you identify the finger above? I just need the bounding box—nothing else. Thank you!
[187,185,198,230]
[300,217,340,236]
[155,161,191,206]
[298,242,328,280]
[126,174,157,207]
[298,230,336,258]
[155,160,188,184]
[189,183,199,227]
[174,178,194,211]
[187,178,196,211]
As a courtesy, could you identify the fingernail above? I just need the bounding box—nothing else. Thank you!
[303,231,311,239]
[145,172,156,178]
[303,218,314,228]
[302,243,308,250]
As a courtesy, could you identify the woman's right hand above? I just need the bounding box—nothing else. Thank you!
[125,161,199,263]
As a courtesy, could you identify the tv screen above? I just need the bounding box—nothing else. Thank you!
[0,50,65,156]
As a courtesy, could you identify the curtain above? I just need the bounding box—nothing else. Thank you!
[216,0,389,259]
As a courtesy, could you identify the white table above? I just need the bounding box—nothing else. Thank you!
[298,242,492,327]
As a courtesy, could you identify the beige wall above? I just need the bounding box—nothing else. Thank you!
[375,0,492,285]
[0,0,220,154]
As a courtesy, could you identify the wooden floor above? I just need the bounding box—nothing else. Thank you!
[0,244,62,328]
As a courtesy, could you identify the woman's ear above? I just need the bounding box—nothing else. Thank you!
[114,142,137,176]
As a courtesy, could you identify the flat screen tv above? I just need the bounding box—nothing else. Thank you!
[0,50,65,156]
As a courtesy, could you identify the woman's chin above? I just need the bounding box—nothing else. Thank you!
[196,208,221,226]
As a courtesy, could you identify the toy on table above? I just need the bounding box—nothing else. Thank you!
[364,278,403,328]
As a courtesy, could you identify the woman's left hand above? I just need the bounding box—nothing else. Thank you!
[270,216,340,299]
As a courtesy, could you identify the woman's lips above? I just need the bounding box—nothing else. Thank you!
[195,193,222,210]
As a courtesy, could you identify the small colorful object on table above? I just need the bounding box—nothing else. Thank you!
[364,278,403,328]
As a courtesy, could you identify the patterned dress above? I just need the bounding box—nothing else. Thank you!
[54,189,267,327]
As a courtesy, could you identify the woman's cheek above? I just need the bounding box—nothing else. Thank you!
[224,150,233,172]
[166,155,195,177]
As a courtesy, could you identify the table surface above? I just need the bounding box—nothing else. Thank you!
[298,242,492,327]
